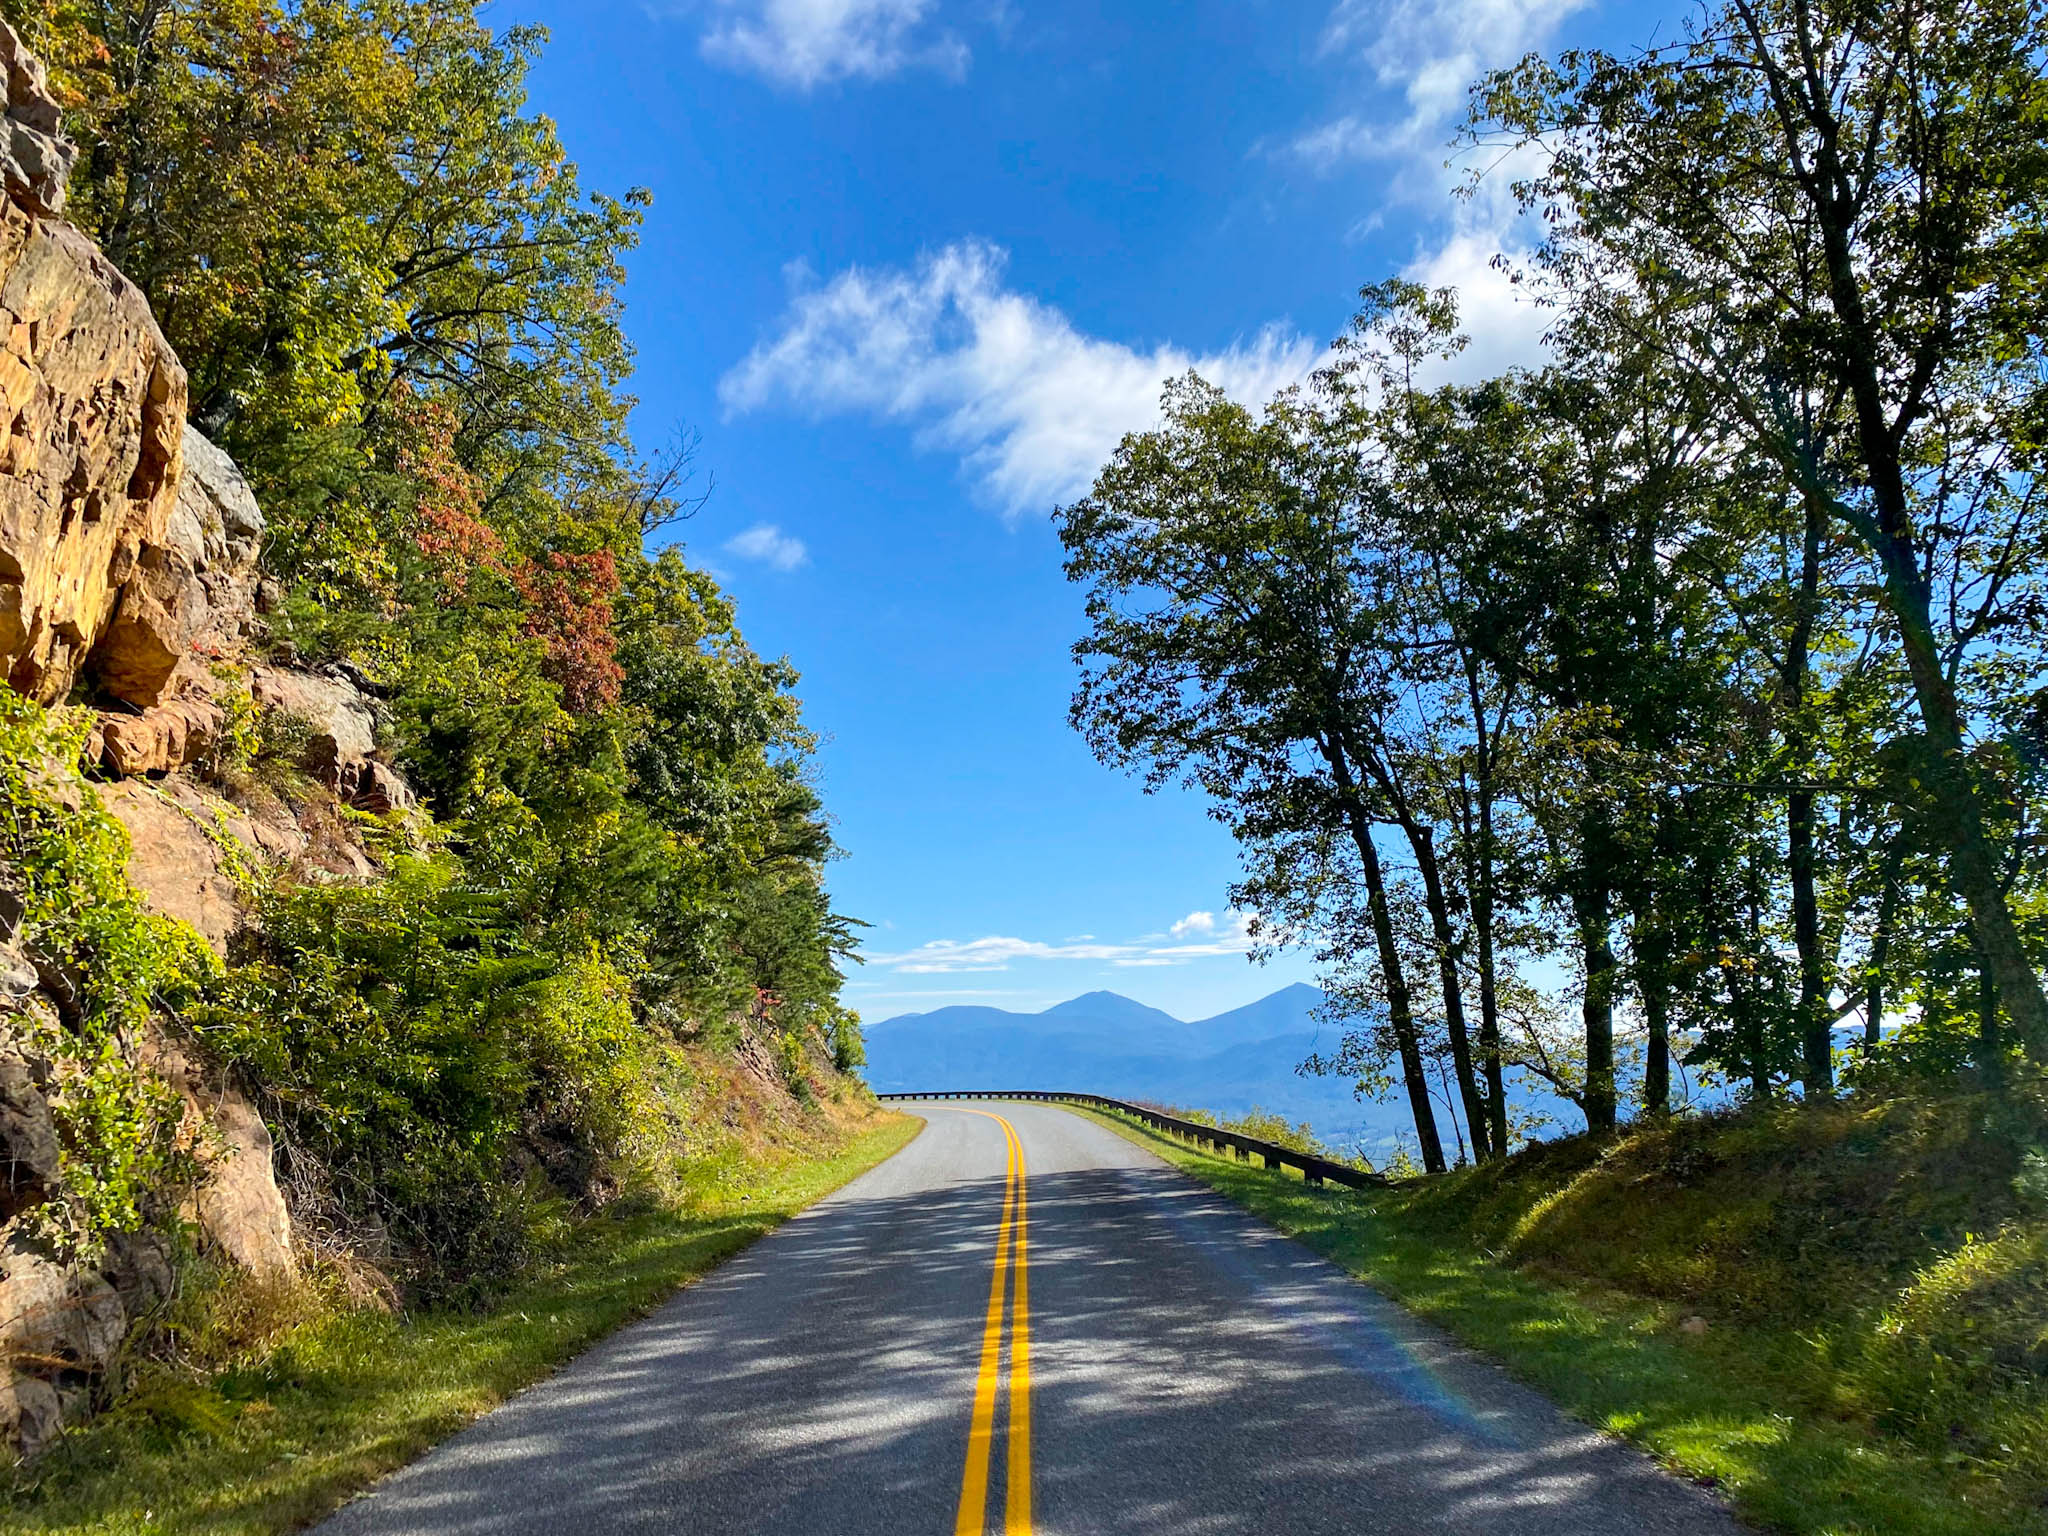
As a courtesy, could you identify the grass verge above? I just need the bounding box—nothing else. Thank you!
[4,1115,921,1536]
[1068,1101,2046,1536]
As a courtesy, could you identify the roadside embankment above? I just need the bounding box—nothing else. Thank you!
[4,1109,917,1536]
[1076,1087,2048,1536]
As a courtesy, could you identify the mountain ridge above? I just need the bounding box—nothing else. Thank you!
[862,983,1420,1154]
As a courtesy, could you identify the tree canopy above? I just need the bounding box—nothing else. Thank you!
[1063,0,2048,1167]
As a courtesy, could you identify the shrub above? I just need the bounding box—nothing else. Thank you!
[776,1029,813,1104]
[828,1008,865,1073]
[195,857,649,1299]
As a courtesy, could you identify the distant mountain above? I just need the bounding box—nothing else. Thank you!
[861,984,1420,1157]
[1038,990,1184,1030]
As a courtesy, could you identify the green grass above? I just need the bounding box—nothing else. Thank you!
[3,1116,921,1536]
[1068,1100,2048,1536]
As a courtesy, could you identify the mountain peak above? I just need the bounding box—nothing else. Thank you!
[1037,991,1184,1027]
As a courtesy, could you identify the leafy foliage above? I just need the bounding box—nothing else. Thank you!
[195,861,654,1300]
[0,697,211,1257]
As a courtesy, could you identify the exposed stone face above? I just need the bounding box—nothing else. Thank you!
[0,1038,59,1221]
[0,1234,126,1458]
[251,665,379,763]
[87,423,266,780]
[172,424,265,570]
[95,693,226,778]
[0,159,187,706]
[0,30,325,1460]
[336,757,415,815]
[96,778,251,954]
[247,663,414,811]
[0,26,73,219]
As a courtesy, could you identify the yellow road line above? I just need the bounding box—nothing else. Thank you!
[954,1114,1017,1535]
[952,1110,1032,1536]
[1005,1116,1031,1536]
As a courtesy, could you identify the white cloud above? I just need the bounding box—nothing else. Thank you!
[699,0,966,89]
[1296,0,1591,167]
[1403,212,1555,381]
[720,240,1318,517]
[870,911,1260,972]
[724,522,810,570]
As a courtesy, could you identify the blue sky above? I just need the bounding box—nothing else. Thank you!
[501,0,1678,1023]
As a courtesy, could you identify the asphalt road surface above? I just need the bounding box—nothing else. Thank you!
[316,1102,1742,1535]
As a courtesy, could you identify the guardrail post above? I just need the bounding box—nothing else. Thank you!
[1303,1167,1325,1187]
[1262,1150,1281,1170]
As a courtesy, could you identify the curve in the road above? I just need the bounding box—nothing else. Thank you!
[313,1102,1743,1536]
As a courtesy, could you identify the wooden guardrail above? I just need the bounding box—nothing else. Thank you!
[876,1090,1385,1190]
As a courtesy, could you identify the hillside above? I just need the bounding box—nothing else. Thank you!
[1090,1082,2048,1535]
[0,11,886,1470]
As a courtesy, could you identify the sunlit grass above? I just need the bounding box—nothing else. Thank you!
[3,1117,920,1536]
[1074,1103,2047,1536]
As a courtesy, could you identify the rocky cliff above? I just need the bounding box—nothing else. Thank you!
[0,26,414,1457]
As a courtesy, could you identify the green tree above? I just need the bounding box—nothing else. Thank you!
[1477,0,2048,1057]
[1060,375,1454,1171]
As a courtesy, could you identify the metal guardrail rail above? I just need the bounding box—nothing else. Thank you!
[877,1090,1385,1190]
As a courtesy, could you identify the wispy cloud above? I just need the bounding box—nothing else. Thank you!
[697,0,967,89]
[723,522,810,570]
[867,911,1260,973]
[720,241,1317,518]
[1293,0,1590,169]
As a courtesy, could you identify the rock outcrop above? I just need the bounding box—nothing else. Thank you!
[0,50,187,705]
[0,21,434,1459]
[0,999,176,1459]
[0,26,75,220]
[0,28,405,1459]
[86,421,267,779]
[141,1029,295,1279]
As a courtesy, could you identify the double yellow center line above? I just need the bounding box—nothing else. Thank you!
[955,1111,1032,1535]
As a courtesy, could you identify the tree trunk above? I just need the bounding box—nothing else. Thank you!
[1788,785,1833,1098]
[1473,776,1509,1157]
[1573,878,1618,1133]
[1784,488,1833,1099]
[1978,940,2004,1085]
[1631,900,1673,1116]
[1402,820,1491,1160]
[1769,33,2048,1059]
[1352,817,1447,1174]
[1866,839,1904,1047]
[1325,743,1446,1174]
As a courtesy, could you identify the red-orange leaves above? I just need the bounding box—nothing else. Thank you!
[514,550,624,714]
[398,392,504,595]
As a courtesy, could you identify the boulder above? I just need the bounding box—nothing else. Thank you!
[244,664,418,813]
[95,692,226,778]
[250,665,377,766]
[332,756,416,815]
[89,424,270,780]
[0,1234,126,1457]
[164,424,264,573]
[0,1038,57,1221]
[140,1029,294,1279]
[0,26,73,219]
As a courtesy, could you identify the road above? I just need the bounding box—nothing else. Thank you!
[316,1102,1741,1535]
